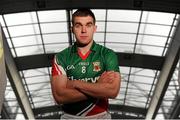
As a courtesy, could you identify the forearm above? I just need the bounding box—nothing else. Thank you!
[51,76,88,104]
[54,87,88,104]
[73,72,121,99]
[74,81,117,98]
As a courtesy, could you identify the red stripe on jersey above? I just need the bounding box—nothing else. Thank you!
[78,50,91,60]
[86,98,108,116]
[51,58,62,76]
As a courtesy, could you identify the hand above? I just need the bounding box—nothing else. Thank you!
[98,71,115,83]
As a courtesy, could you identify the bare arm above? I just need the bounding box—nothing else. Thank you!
[71,71,121,99]
[51,75,88,104]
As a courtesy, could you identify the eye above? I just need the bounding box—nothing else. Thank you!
[74,24,82,28]
[86,23,93,28]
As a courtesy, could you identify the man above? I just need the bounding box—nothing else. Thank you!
[51,9,121,119]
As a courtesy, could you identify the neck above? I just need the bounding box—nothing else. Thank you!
[78,40,93,55]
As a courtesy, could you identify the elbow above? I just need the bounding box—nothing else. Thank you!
[109,91,118,99]
[55,97,64,104]
[109,88,119,99]
[53,94,65,104]
[104,83,120,99]
[110,74,121,99]
[52,90,65,104]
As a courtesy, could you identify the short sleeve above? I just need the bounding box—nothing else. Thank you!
[104,50,119,72]
[51,55,66,76]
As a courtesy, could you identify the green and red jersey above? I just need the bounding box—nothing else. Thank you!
[52,41,119,116]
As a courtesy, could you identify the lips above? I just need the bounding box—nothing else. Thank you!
[80,36,88,39]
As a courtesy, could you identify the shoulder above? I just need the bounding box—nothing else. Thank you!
[56,45,73,57]
[95,43,118,61]
[96,43,116,55]
[55,45,74,63]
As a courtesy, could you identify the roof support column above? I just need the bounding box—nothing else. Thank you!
[145,16,180,119]
[1,27,35,119]
[168,90,180,119]
[66,9,73,46]
[0,24,7,116]
[168,61,180,119]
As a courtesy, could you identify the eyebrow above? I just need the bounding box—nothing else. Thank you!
[74,22,82,25]
[86,22,93,25]
[74,22,94,26]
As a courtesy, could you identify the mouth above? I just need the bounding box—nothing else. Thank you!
[80,36,88,39]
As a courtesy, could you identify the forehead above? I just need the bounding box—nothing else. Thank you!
[73,16,94,24]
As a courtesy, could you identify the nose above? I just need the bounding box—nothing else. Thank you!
[81,26,87,33]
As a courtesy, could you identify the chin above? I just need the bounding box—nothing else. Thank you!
[76,41,90,47]
[77,42,88,47]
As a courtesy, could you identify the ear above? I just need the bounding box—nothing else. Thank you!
[94,25,97,33]
[71,26,74,33]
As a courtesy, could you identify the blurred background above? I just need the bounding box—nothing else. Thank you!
[0,0,180,119]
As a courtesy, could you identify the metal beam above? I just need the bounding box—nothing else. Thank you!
[111,113,144,119]
[145,16,180,119]
[2,28,35,119]
[168,90,180,119]
[117,53,164,70]
[0,0,180,14]
[66,9,73,46]
[14,53,164,71]
[33,104,147,118]
[110,104,147,116]
[33,105,61,116]
[167,60,180,119]
[1,99,18,119]
[1,103,11,119]
[36,112,145,119]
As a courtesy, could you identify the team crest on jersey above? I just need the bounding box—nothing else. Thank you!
[93,62,101,72]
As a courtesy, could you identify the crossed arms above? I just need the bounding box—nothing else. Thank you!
[51,71,121,104]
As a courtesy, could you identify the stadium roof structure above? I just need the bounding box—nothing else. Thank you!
[0,0,180,119]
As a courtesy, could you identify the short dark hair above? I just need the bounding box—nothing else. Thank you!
[72,9,96,25]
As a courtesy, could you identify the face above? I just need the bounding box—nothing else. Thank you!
[72,16,97,46]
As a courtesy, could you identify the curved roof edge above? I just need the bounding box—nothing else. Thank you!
[0,0,180,14]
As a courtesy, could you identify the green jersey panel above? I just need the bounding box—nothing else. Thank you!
[103,49,119,72]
